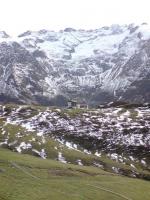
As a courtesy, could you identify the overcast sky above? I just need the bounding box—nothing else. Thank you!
[0,0,150,35]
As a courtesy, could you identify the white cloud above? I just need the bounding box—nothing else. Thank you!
[0,0,150,35]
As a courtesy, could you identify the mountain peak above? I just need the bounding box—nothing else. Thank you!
[0,31,10,38]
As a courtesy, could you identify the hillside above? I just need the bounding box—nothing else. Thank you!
[0,104,150,180]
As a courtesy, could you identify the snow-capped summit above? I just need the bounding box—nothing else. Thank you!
[0,23,150,105]
[0,31,10,38]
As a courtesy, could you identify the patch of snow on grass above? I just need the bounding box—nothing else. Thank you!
[58,152,67,163]
[16,142,32,153]
[77,159,83,166]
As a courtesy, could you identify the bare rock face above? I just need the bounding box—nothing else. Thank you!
[0,23,150,105]
[0,42,46,104]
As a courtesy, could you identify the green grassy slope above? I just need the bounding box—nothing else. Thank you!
[1,121,149,180]
[0,104,150,180]
[0,148,150,200]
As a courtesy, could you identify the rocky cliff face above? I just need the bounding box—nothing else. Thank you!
[0,23,150,105]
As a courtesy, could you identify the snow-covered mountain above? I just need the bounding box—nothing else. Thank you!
[0,23,150,105]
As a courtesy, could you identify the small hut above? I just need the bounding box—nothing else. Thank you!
[67,100,77,108]
[67,99,88,109]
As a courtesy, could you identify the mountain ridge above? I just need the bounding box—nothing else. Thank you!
[0,23,150,105]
